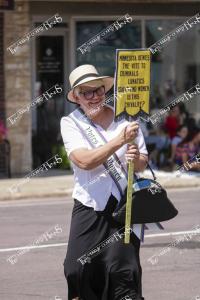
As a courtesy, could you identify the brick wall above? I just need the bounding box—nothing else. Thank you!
[0,13,5,122]
[4,0,32,175]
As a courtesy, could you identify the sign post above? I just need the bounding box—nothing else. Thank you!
[114,49,151,243]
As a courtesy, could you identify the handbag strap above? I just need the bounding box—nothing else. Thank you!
[147,163,157,180]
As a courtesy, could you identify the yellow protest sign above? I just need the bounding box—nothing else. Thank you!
[114,49,151,120]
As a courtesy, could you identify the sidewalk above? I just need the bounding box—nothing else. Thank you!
[0,169,199,201]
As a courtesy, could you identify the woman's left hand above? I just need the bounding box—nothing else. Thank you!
[125,143,140,162]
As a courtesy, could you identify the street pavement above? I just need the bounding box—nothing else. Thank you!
[0,187,199,300]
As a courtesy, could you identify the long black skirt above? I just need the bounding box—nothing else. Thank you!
[63,194,145,300]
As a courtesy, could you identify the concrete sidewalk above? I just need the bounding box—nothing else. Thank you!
[0,170,199,201]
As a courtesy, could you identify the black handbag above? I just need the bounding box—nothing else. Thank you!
[112,165,178,224]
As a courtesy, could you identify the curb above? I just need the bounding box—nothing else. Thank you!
[0,189,74,201]
[0,183,199,202]
[0,172,199,201]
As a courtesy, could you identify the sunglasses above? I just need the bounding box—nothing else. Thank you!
[79,86,105,100]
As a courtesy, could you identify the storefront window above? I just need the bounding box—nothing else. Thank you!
[76,20,142,77]
[146,19,200,123]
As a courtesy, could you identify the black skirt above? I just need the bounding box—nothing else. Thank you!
[63,194,145,300]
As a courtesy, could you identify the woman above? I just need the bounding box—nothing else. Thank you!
[175,128,200,171]
[169,125,188,167]
[61,65,162,300]
[164,105,181,139]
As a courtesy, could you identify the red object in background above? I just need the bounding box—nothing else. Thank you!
[0,120,7,140]
[164,116,179,139]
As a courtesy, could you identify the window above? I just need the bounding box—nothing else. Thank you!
[146,19,200,122]
[76,20,141,76]
[75,17,200,124]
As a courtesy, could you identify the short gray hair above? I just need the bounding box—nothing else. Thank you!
[73,86,81,97]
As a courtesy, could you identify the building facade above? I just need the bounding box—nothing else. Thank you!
[1,0,200,175]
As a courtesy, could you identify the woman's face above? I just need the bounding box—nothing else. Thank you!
[179,127,188,139]
[75,85,106,117]
[171,106,180,117]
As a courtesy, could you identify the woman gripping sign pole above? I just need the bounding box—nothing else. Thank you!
[61,64,155,300]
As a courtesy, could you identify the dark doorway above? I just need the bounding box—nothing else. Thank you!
[32,35,65,168]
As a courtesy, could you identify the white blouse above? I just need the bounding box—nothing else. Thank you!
[60,106,148,211]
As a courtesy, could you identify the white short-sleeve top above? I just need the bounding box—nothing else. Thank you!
[60,106,148,211]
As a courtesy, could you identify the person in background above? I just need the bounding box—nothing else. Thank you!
[175,128,200,171]
[145,122,170,169]
[179,102,197,132]
[169,125,188,167]
[164,106,181,139]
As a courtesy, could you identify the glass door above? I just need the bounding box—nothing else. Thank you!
[32,26,67,168]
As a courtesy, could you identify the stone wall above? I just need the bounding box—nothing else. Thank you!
[4,0,32,175]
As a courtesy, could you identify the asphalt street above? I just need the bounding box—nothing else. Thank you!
[0,188,199,300]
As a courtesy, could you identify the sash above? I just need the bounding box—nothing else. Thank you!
[68,107,164,239]
[68,108,128,197]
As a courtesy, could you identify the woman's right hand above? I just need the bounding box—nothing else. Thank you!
[118,122,139,145]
